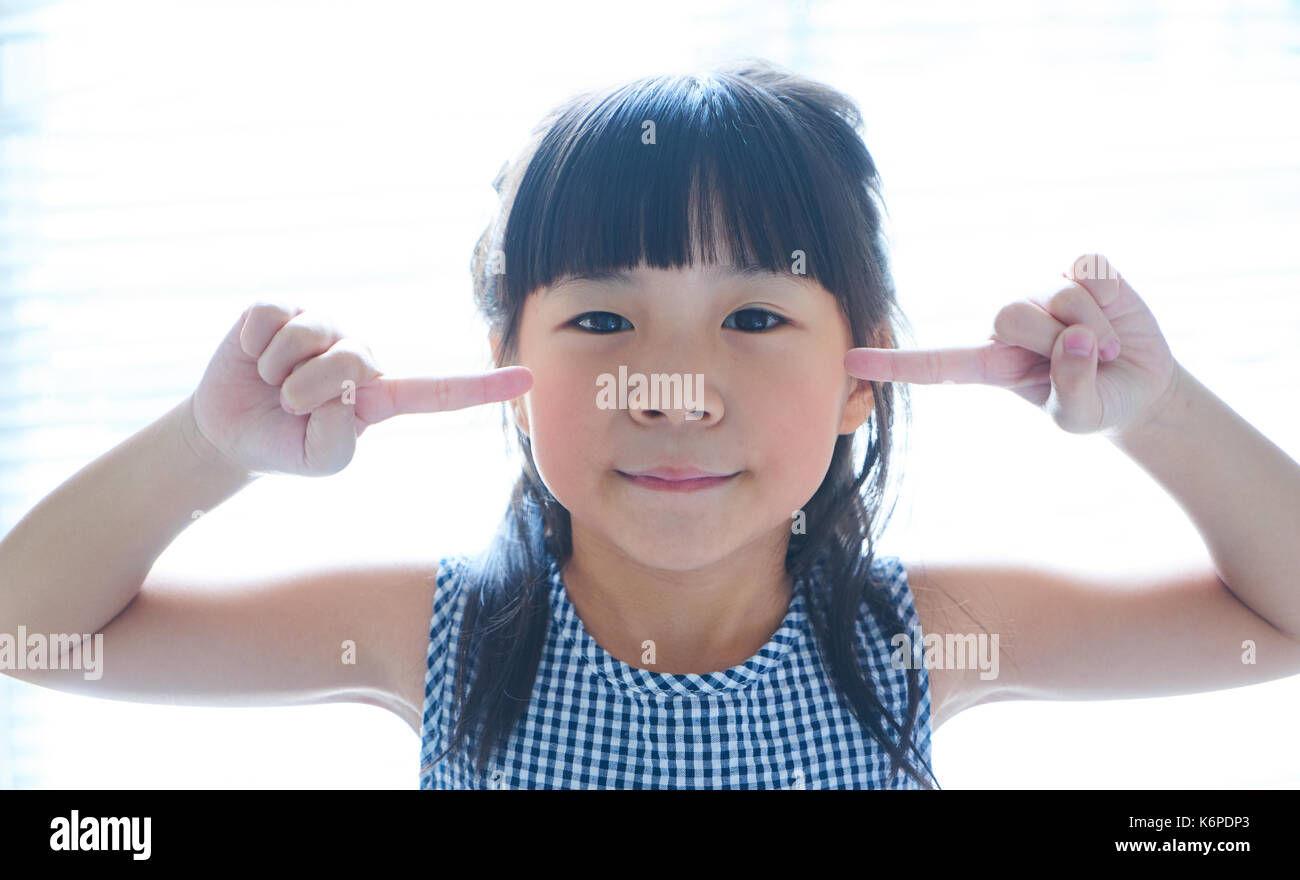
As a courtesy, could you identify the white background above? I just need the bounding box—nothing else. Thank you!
[1,0,1297,788]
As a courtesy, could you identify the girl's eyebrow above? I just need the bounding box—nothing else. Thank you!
[549,264,782,294]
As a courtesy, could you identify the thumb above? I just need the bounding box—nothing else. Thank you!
[299,398,360,475]
[1048,324,1103,434]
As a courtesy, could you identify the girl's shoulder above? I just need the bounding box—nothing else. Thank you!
[865,553,916,615]
[432,553,474,595]
[389,554,476,735]
[836,551,923,640]
[875,554,990,732]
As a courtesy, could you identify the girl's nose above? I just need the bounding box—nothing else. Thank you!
[607,366,722,425]
[629,405,717,426]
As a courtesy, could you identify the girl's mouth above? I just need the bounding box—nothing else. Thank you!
[615,471,740,493]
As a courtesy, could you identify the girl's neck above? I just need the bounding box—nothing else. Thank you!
[559,525,794,674]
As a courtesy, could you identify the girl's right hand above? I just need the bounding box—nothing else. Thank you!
[186,302,533,477]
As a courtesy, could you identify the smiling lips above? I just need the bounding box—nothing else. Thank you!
[616,467,740,492]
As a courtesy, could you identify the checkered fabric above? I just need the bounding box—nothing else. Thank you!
[418,541,935,789]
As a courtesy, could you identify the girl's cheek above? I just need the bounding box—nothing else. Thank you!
[525,374,604,478]
[757,375,843,475]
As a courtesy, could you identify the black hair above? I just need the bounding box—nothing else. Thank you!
[429,57,938,789]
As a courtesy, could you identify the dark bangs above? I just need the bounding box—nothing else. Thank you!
[495,69,887,315]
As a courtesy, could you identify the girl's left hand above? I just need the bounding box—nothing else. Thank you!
[844,253,1181,438]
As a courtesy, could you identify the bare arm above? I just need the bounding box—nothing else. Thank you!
[1110,362,1300,640]
[910,558,1300,730]
[3,558,438,734]
[0,302,529,736]
[0,395,256,647]
[846,254,1300,726]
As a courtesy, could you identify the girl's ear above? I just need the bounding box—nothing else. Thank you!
[838,322,890,434]
[838,378,875,435]
[490,332,531,437]
[512,400,531,438]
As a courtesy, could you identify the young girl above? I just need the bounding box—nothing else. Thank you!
[3,59,1299,790]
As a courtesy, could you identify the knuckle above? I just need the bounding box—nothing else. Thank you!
[282,311,337,344]
[259,313,339,382]
[241,302,290,350]
[321,351,376,402]
[992,301,1027,338]
[1069,252,1114,281]
[1048,285,1084,313]
[280,356,349,413]
[246,301,299,329]
[250,300,290,314]
[342,350,367,377]
[247,301,280,319]
[331,337,378,375]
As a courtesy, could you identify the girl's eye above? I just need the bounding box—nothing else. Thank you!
[569,308,789,334]
[723,308,789,333]
[570,311,632,334]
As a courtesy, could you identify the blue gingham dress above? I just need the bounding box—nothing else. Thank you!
[418,542,935,789]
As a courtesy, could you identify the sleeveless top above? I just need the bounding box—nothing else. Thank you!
[418,542,936,789]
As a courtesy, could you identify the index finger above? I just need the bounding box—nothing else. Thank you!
[354,366,533,423]
[845,343,994,385]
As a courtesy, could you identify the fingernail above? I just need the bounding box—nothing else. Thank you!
[1065,332,1094,357]
[1100,337,1120,360]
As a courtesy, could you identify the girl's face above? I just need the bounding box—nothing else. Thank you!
[506,262,874,572]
